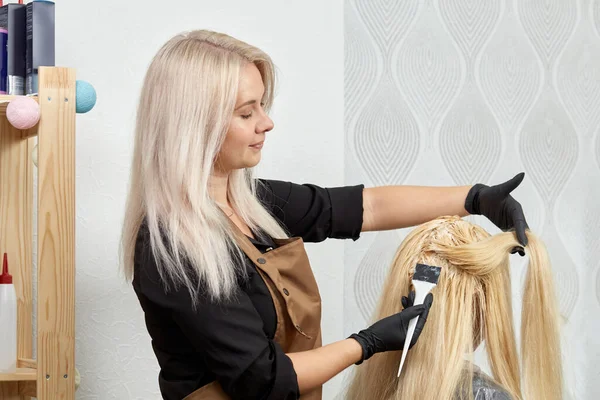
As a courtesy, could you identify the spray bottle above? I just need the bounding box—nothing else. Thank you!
[0,252,17,373]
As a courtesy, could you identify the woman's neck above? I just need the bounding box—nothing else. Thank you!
[209,169,253,237]
[209,170,230,207]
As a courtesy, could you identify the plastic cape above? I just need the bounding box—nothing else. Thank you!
[455,364,513,400]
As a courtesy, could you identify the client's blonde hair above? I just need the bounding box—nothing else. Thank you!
[345,216,562,400]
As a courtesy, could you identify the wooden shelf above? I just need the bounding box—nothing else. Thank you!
[0,67,77,399]
[0,368,37,382]
[0,95,39,115]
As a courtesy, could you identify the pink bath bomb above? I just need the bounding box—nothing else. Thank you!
[7,97,40,129]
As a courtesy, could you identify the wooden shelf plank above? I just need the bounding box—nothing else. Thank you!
[0,368,37,382]
[36,66,77,400]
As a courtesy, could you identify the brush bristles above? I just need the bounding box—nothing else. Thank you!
[413,263,441,284]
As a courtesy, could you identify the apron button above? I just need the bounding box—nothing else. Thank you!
[257,258,266,264]
[283,288,289,296]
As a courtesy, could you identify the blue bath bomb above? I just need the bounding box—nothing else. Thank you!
[76,80,96,113]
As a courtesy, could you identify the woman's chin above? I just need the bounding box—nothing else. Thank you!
[244,153,262,168]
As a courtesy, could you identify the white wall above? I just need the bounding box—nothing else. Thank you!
[53,0,345,398]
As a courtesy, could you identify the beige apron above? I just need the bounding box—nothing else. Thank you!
[183,228,323,400]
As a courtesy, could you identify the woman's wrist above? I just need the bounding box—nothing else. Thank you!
[348,333,369,364]
[344,337,365,365]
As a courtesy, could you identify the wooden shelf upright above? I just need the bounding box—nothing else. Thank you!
[0,66,76,399]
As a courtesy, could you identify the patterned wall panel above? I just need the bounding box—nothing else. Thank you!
[438,0,503,185]
[597,126,600,169]
[518,0,580,321]
[478,2,541,132]
[594,0,600,309]
[557,6,600,137]
[344,0,600,398]
[395,0,461,142]
[346,0,423,323]
[349,0,421,188]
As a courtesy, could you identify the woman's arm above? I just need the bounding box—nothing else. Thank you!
[287,293,433,394]
[361,185,472,232]
[256,179,364,242]
[360,173,530,247]
[287,339,363,393]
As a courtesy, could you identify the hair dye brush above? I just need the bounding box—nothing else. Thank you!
[397,263,441,377]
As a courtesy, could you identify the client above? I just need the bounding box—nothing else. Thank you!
[345,216,562,400]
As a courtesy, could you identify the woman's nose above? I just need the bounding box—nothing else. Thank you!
[259,115,274,133]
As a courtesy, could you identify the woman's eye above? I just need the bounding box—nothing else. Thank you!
[240,102,265,119]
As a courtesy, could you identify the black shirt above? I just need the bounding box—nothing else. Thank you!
[132,179,364,400]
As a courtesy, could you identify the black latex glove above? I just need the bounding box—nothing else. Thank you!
[464,172,529,252]
[349,291,433,365]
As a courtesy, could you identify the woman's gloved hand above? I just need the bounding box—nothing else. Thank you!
[349,291,433,365]
[464,172,530,251]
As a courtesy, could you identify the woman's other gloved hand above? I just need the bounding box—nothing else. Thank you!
[464,172,529,250]
[349,291,433,364]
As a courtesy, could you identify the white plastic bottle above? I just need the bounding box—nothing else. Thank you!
[0,252,17,373]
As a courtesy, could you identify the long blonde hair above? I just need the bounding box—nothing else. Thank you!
[120,30,288,304]
[345,216,562,400]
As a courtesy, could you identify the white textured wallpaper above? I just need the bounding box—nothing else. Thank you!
[342,0,599,399]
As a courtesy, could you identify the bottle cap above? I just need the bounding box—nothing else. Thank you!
[0,253,12,284]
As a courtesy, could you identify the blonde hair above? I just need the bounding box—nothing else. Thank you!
[345,216,562,400]
[120,30,288,304]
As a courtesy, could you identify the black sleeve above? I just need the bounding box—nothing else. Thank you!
[137,245,299,400]
[256,179,365,243]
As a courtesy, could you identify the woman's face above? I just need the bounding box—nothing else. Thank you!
[215,62,274,173]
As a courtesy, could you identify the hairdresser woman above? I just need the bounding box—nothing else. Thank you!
[120,30,530,400]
